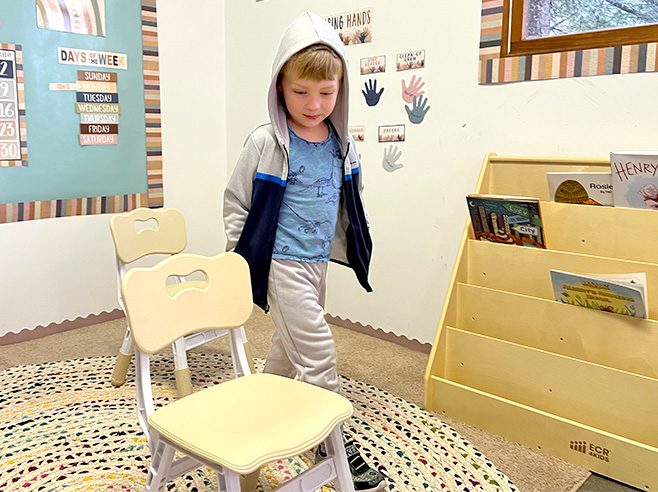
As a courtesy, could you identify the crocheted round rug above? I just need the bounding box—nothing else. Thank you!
[0,354,517,491]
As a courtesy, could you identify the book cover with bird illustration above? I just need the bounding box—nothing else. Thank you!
[546,172,613,206]
[466,194,546,248]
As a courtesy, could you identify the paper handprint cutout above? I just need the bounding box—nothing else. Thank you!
[405,95,430,124]
[382,145,403,173]
[401,75,425,104]
[362,79,384,107]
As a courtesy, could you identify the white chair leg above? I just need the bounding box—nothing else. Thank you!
[145,438,176,491]
[172,338,193,397]
[216,469,227,492]
[134,351,155,448]
[217,469,242,492]
[325,427,355,492]
[111,326,134,387]
[240,326,257,375]
[228,326,254,378]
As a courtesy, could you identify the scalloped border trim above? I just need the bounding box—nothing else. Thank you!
[2,310,432,353]
[0,309,124,346]
[325,314,431,354]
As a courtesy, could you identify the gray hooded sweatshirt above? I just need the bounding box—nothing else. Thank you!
[223,11,372,311]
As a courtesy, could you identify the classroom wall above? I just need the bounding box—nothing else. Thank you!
[224,1,658,344]
[3,1,657,346]
[0,2,227,339]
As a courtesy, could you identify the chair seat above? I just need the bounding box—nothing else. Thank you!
[148,373,353,474]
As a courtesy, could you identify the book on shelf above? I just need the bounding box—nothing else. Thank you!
[610,151,658,209]
[466,194,546,248]
[550,269,647,318]
[546,172,613,206]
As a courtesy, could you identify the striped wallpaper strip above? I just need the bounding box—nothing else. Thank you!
[141,0,163,209]
[0,193,149,223]
[0,1,163,223]
[479,2,658,84]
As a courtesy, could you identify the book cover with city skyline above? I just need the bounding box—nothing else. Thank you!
[466,194,546,248]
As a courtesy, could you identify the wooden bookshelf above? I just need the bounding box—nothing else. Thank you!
[424,153,658,491]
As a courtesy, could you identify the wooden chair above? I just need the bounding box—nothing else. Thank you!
[109,207,254,397]
[122,252,355,491]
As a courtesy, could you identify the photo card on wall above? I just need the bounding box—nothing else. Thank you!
[378,124,405,143]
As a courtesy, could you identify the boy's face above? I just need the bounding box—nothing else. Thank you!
[279,72,340,138]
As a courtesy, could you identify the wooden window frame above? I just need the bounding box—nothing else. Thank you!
[502,0,658,57]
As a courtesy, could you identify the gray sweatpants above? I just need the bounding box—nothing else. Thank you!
[263,258,340,393]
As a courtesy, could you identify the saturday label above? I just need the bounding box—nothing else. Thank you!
[80,134,118,145]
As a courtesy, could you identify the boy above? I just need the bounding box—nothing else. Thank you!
[223,11,384,492]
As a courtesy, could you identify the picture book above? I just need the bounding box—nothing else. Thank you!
[466,194,546,248]
[610,151,658,209]
[550,269,647,318]
[546,172,613,206]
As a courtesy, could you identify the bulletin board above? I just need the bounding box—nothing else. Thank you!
[0,0,162,223]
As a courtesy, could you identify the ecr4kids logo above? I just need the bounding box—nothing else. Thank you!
[570,440,610,462]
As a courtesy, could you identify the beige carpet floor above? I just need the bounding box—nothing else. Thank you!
[0,310,592,492]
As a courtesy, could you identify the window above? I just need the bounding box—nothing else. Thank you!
[502,0,658,57]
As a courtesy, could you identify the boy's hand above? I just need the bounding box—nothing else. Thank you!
[405,95,430,124]
[362,79,384,106]
[401,75,425,103]
[382,145,403,172]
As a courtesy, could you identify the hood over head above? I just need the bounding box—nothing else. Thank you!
[268,12,349,149]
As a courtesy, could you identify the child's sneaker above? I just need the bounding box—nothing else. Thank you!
[316,440,386,491]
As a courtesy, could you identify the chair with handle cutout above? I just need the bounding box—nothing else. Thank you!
[109,207,254,397]
[122,251,355,491]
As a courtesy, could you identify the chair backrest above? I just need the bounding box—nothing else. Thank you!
[121,252,253,354]
[109,207,187,265]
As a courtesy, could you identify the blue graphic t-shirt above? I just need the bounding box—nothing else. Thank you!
[272,124,343,262]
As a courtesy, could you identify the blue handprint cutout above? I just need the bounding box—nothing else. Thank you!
[405,94,430,124]
[362,79,384,107]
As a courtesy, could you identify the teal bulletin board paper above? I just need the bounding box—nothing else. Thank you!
[0,1,148,204]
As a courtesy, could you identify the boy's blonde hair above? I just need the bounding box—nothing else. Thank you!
[279,44,343,82]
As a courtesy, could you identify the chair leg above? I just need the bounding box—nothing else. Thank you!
[145,438,176,491]
[325,427,355,492]
[240,469,260,491]
[172,338,193,397]
[216,469,227,492]
[111,327,134,387]
[216,469,242,492]
[243,340,257,375]
[229,327,255,378]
